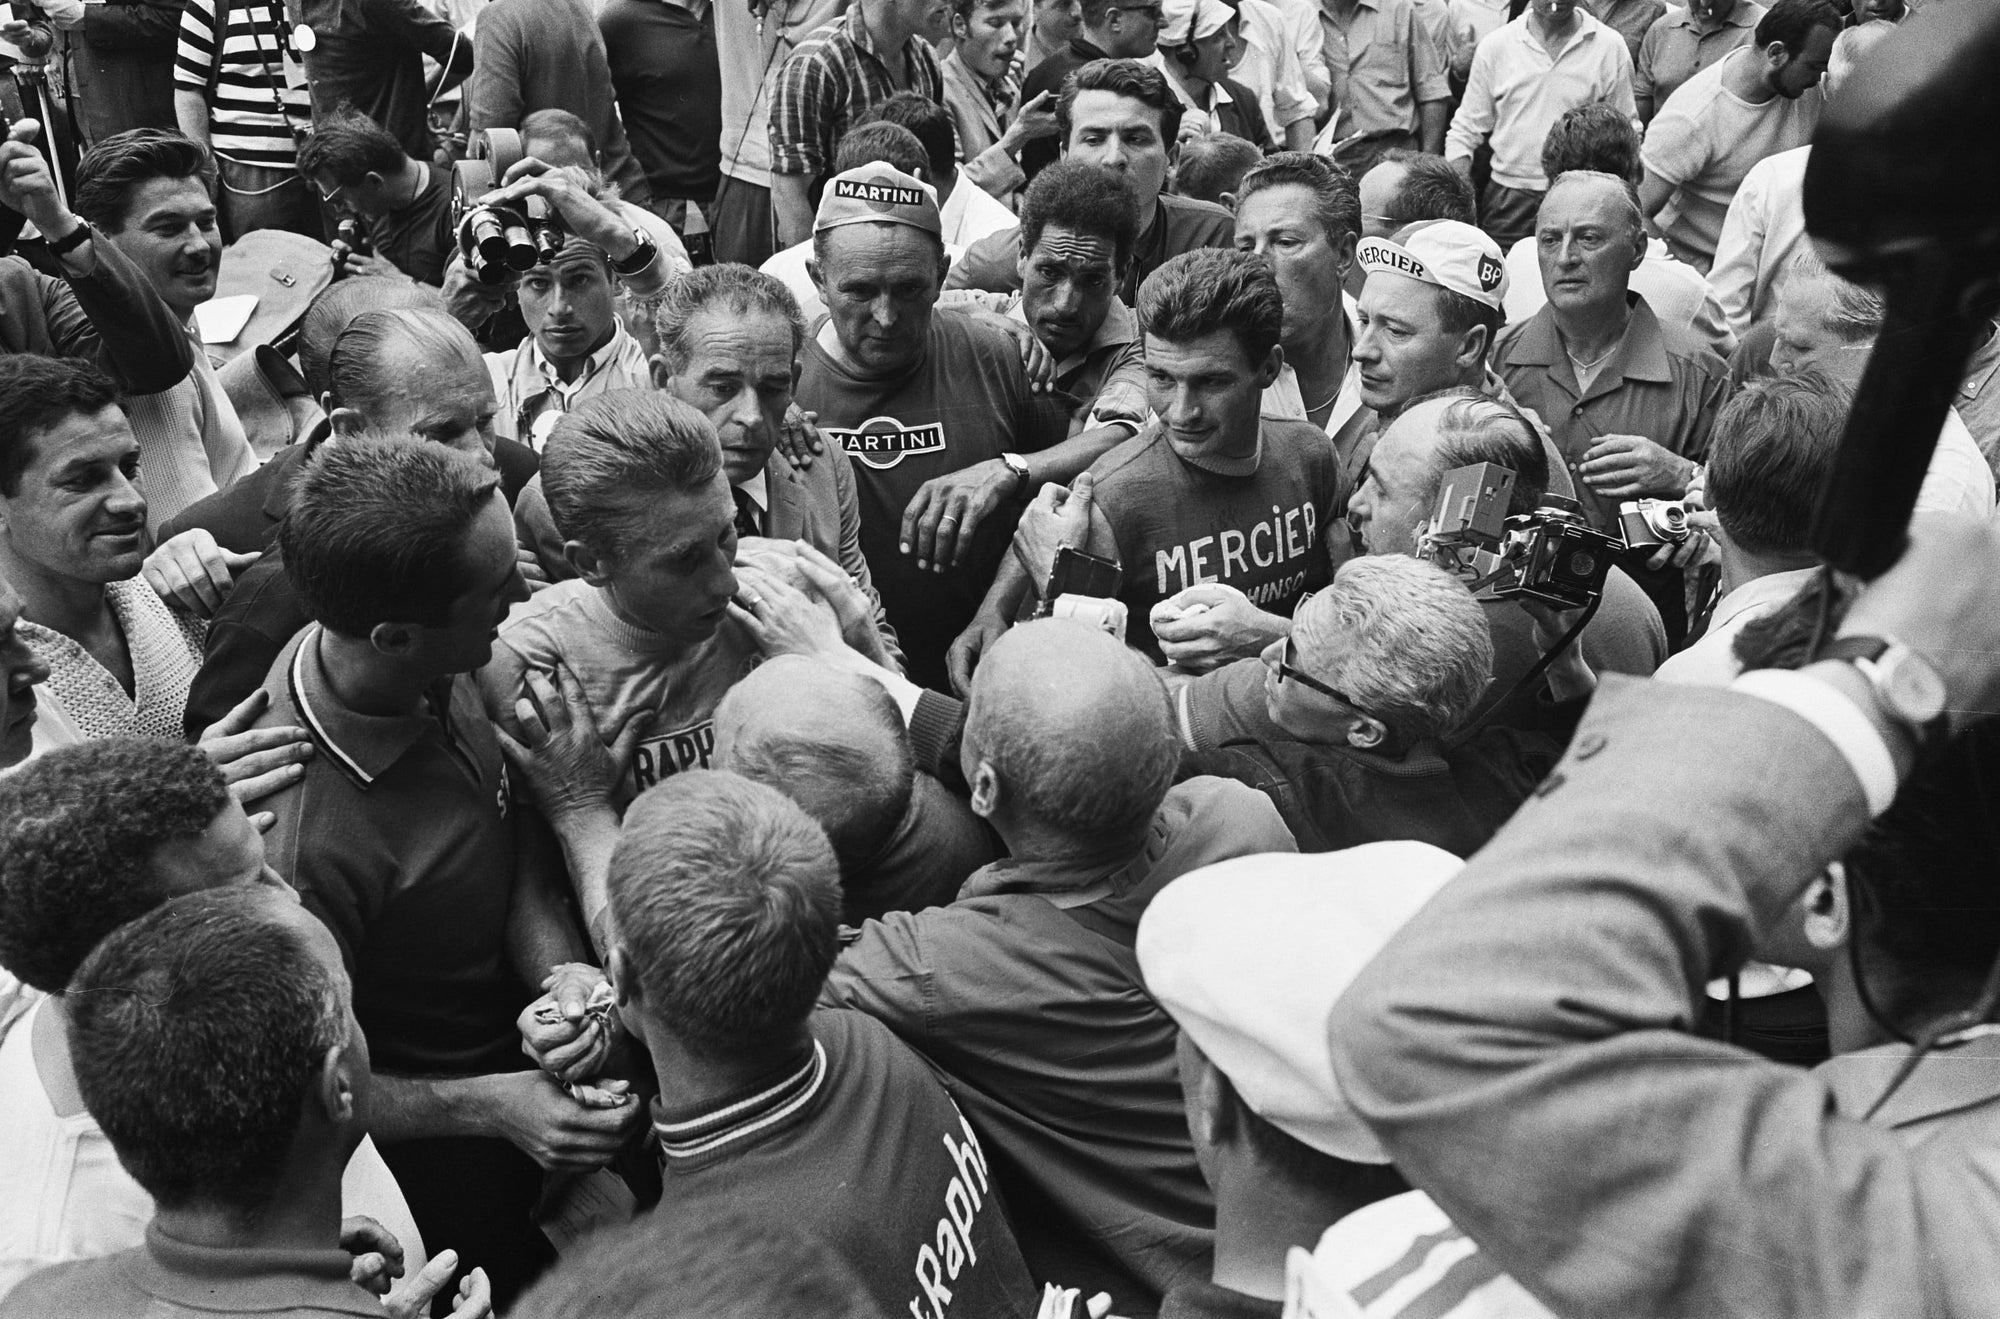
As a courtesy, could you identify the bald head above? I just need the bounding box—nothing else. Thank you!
[325,309,499,457]
[298,278,445,399]
[712,657,914,871]
[963,620,1178,842]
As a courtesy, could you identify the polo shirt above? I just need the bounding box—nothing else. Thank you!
[363,162,453,286]
[1084,418,1344,662]
[1584,0,1662,63]
[1654,565,1816,687]
[477,580,762,810]
[1444,11,1636,193]
[946,192,1236,305]
[648,1010,1038,1319]
[255,625,525,1077]
[1318,0,1450,145]
[1494,293,1730,532]
[0,1223,383,1319]
[768,8,944,185]
[1502,233,1735,357]
[1958,322,2000,477]
[825,776,1297,1311]
[600,0,722,203]
[485,323,653,449]
[1709,143,1807,338]
[942,288,1150,436]
[1634,0,1763,112]
[795,310,1069,691]
[1641,47,1822,269]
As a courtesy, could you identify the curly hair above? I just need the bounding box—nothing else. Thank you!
[0,738,230,992]
[1298,555,1494,743]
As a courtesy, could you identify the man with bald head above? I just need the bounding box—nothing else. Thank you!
[821,618,1297,1314]
[1494,169,1728,638]
[180,307,544,735]
[713,655,997,923]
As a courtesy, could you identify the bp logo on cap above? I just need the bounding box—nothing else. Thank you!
[833,177,929,212]
[1478,253,1503,293]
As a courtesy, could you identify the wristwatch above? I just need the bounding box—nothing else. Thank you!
[42,222,91,258]
[609,228,658,277]
[999,451,1032,495]
[1820,635,1949,745]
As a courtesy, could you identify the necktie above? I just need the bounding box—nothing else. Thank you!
[732,485,763,540]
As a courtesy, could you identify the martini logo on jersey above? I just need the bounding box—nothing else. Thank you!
[827,416,949,470]
[630,720,715,793]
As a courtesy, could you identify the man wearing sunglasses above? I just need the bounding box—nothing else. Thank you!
[1172,553,1583,854]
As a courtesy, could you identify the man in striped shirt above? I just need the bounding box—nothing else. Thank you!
[171,0,319,241]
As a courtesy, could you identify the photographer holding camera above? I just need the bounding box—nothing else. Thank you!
[1493,169,1731,644]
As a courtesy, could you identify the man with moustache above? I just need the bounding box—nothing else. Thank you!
[942,0,1061,205]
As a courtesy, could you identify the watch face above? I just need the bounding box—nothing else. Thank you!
[1883,648,1949,725]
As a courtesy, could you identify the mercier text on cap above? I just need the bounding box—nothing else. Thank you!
[1355,218,1509,311]
[813,161,943,238]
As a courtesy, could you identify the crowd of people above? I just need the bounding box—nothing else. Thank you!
[0,0,1993,1314]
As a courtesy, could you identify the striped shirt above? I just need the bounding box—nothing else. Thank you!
[768,9,943,180]
[174,0,313,169]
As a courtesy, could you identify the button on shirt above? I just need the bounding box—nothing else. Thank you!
[1635,0,1763,112]
[1319,0,1450,145]
[1446,11,1636,192]
[1494,293,1730,532]
[1585,0,1663,62]
[768,8,944,183]
[486,323,652,449]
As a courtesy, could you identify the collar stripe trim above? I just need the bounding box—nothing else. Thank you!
[290,626,375,787]
[653,1041,826,1160]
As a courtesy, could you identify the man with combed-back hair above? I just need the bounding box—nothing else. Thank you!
[252,438,634,1309]
[601,771,1036,1319]
[957,247,1342,681]
[1174,554,1567,853]
[0,739,426,1303]
[0,885,490,1319]
[713,654,999,922]
[516,1213,873,1319]
[823,619,1297,1311]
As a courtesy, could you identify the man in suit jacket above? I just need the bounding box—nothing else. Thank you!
[1324,513,2000,1319]
[513,264,897,658]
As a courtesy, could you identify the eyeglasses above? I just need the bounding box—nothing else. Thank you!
[1278,633,1368,711]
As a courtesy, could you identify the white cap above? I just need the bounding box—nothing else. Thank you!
[1135,843,1463,1163]
[1282,1192,1558,1318]
[1159,0,1232,45]
[1356,219,1509,311]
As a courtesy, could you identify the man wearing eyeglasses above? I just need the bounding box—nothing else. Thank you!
[1173,552,1581,854]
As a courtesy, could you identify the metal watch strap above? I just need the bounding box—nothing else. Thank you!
[610,228,656,276]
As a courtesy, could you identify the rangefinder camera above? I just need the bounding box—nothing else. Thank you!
[1617,498,1690,551]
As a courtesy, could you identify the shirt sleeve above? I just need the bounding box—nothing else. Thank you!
[1640,96,1706,187]
[769,42,836,177]
[1605,38,1637,117]
[466,8,523,132]
[1710,162,1770,339]
[1634,20,1662,103]
[173,0,217,93]
[1085,339,1151,433]
[1443,36,1496,162]
[1409,3,1450,103]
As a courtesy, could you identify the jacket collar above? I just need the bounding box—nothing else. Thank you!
[1819,1031,2000,1132]
[1506,293,1675,402]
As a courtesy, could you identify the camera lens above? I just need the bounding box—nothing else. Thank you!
[1567,550,1598,579]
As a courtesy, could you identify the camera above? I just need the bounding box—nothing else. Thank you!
[1617,498,1690,551]
[1424,464,1622,610]
[451,128,565,285]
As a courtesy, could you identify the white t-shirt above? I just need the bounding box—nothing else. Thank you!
[1640,48,1822,267]
[479,581,763,809]
[0,997,423,1301]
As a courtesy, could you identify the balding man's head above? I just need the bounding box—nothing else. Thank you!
[325,309,499,461]
[1349,388,1546,556]
[712,656,915,875]
[298,277,444,399]
[962,620,1177,846]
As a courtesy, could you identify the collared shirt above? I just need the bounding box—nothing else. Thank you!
[1709,142,1807,337]
[1653,565,1818,687]
[947,191,1237,304]
[1154,63,1275,149]
[1641,47,1822,269]
[257,625,525,1077]
[1494,293,1730,531]
[0,1222,383,1318]
[768,7,944,180]
[1584,0,1662,63]
[1957,322,2000,478]
[1229,0,1316,139]
[1260,294,1371,492]
[486,323,653,449]
[941,47,1025,204]
[939,174,1020,248]
[1444,0,1509,77]
[1445,10,1636,192]
[1634,0,1763,110]
[21,579,206,758]
[647,1010,1038,1319]
[1319,0,1450,144]
[961,290,1148,434]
